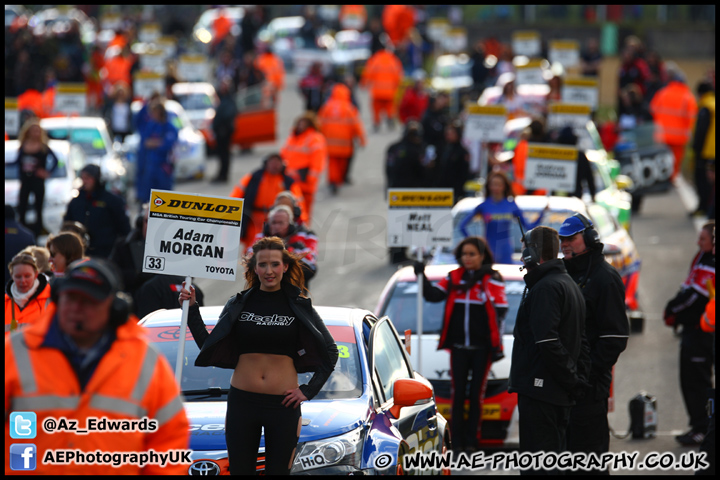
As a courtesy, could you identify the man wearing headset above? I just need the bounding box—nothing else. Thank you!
[508,226,590,474]
[559,213,628,474]
[4,258,190,474]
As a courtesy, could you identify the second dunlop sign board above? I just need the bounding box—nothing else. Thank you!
[524,144,578,192]
[387,189,454,248]
[143,190,244,281]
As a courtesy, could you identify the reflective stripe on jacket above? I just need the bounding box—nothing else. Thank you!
[4,306,190,474]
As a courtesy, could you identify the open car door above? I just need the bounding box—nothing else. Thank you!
[233,83,276,148]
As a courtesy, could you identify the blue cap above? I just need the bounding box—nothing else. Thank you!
[558,215,590,238]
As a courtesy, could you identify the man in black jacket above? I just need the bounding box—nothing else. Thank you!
[509,226,590,475]
[664,221,715,446]
[559,213,628,473]
[63,164,131,258]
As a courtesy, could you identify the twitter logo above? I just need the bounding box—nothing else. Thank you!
[10,412,36,439]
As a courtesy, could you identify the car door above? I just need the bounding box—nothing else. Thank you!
[368,317,441,461]
[232,84,276,147]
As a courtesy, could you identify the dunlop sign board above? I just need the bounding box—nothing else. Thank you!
[548,40,580,69]
[5,98,19,136]
[54,83,87,115]
[547,103,592,130]
[143,190,244,281]
[463,104,507,142]
[525,144,578,192]
[178,55,210,82]
[562,77,599,109]
[512,31,541,57]
[387,189,454,248]
[515,59,546,86]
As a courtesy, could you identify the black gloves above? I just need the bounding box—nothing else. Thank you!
[413,260,425,276]
[491,347,505,363]
[571,378,593,401]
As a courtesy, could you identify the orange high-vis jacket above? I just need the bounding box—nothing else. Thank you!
[103,55,133,89]
[230,170,306,243]
[318,84,366,159]
[382,5,415,47]
[5,306,190,474]
[5,277,52,334]
[280,128,328,197]
[650,81,698,146]
[212,12,232,45]
[339,5,367,30]
[361,50,404,101]
[255,52,286,92]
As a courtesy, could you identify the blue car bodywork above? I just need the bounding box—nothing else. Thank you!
[140,305,450,475]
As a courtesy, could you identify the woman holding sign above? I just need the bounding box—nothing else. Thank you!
[414,236,508,453]
[459,171,548,264]
[15,118,59,237]
[178,236,338,475]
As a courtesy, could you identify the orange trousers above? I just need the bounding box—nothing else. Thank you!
[668,143,687,181]
[372,97,396,125]
[328,156,350,186]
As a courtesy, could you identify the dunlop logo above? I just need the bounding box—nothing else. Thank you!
[564,77,598,87]
[467,104,507,116]
[549,103,592,115]
[528,144,577,161]
[151,192,243,220]
[550,40,579,50]
[513,31,539,40]
[388,190,454,207]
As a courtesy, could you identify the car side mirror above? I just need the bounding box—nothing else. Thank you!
[389,378,433,418]
[602,243,622,256]
[614,174,634,191]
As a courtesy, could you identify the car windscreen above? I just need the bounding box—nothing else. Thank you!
[5,154,69,180]
[145,324,362,401]
[175,93,215,111]
[381,278,525,335]
[453,206,579,254]
[45,128,108,157]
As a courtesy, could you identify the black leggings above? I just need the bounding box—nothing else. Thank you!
[226,386,301,475]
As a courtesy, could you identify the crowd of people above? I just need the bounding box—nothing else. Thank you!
[4,4,716,476]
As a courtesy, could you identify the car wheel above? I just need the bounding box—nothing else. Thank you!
[441,433,452,475]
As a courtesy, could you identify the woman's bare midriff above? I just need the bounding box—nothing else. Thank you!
[230,353,299,394]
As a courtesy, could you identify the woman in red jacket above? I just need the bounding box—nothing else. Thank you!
[414,236,508,453]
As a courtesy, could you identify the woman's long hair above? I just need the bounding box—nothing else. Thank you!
[453,235,495,266]
[18,118,49,152]
[244,236,307,296]
[484,170,513,200]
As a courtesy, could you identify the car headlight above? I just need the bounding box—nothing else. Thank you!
[290,427,363,473]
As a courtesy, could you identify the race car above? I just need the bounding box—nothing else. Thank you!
[612,123,675,212]
[435,194,644,326]
[494,116,634,232]
[140,305,451,475]
[375,263,526,448]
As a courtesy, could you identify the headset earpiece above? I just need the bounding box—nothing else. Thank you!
[522,242,540,269]
[110,292,132,328]
[574,213,600,248]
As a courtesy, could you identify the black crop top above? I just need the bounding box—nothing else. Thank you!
[234,288,300,360]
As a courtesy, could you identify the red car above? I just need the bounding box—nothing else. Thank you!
[375,263,526,448]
